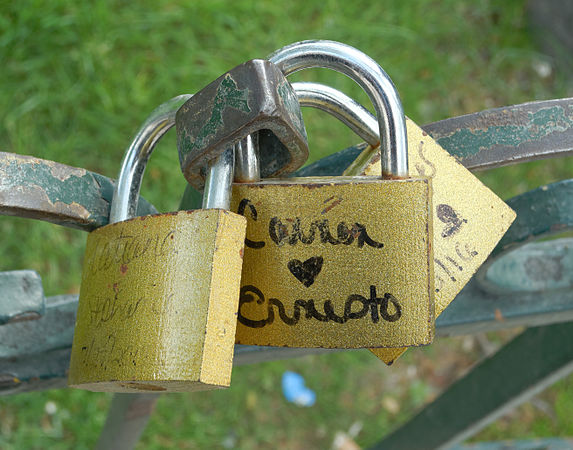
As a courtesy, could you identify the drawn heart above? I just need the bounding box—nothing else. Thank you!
[287,256,323,288]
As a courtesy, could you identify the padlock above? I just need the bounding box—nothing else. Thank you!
[230,40,435,349]
[68,99,247,392]
[336,93,516,364]
[176,59,309,190]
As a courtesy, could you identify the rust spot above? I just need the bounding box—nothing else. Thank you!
[239,248,244,258]
[494,308,504,322]
[119,382,166,393]
[422,130,428,136]
[7,311,41,323]
[120,264,128,275]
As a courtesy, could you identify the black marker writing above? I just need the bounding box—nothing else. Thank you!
[269,217,384,248]
[238,285,401,328]
[237,199,265,249]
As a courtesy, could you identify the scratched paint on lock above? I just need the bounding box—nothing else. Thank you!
[178,74,251,159]
[232,178,434,348]
[68,209,246,392]
[345,119,516,363]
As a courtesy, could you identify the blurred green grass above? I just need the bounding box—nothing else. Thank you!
[1,0,573,448]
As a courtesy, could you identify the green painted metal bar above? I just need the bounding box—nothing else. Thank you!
[0,294,75,359]
[476,179,573,293]
[0,271,44,324]
[2,99,572,232]
[423,97,573,170]
[371,322,573,450]
[0,152,157,231]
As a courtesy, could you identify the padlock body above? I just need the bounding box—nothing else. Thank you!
[344,119,516,363]
[68,209,246,392]
[231,177,434,348]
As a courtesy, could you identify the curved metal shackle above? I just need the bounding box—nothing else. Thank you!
[235,81,382,182]
[111,80,384,222]
[110,94,239,223]
[268,40,408,178]
[110,95,191,223]
[292,81,379,147]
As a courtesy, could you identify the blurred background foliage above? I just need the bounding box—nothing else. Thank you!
[1,0,572,448]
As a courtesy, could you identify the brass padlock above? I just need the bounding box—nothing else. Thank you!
[68,98,247,392]
[331,93,517,364]
[231,40,435,349]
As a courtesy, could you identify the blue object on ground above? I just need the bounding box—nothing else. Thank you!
[282,371,316,407]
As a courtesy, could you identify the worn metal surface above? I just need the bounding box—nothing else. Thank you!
[371,322,573,450]
[0,271,44,324]
[0,295,75,359]
[176,59,308,189]
[476,179,573,293]
[295,98,573,176]
[69,210,246,392]
[232,178,434,348]
[95,393,159,450]
[0,152,157,231]
[0,347,72,395]
[485,238,573,293]
[423,97,573,171]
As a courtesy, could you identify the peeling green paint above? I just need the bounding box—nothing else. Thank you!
[2,158,108,219]
[179,74,251,158]
[437,106,573,160]
[0,153,156,230]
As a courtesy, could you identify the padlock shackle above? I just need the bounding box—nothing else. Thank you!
[110,95,191,223]
[112,81,381,222]
[111,95,238,223]
[233,81,381,183]
[202,146,235,209]
[292,82,379,147]
[268,40,408,178]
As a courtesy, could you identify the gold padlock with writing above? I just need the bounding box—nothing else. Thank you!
[335,93,517,364]
[231,40,435,349]
[68,97,246,392]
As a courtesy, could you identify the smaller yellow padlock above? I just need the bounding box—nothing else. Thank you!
[68,98,246,392]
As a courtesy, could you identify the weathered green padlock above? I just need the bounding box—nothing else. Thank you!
[68,97,246,392]
[176,59,308,190]
[231,40,435,349]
